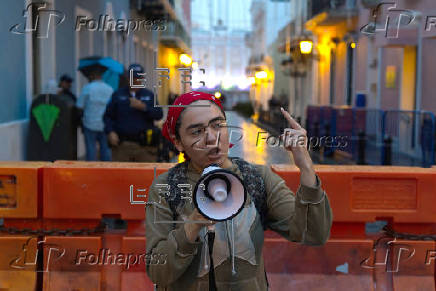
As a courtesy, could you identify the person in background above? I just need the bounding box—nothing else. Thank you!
[58,74,76,103]
[58,74,82,130]
[104,64,163,162]
[76,68,114,161]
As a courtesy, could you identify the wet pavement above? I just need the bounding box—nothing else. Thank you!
[226,111,293,165]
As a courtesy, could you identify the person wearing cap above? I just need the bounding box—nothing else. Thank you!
[104,64,163,162]
[58,74,76,103]
[77,68,114,161]
[145,91,333,290]
[57,74,82,131]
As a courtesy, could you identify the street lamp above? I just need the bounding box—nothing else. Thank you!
[255,71,268,79]
[179,54,192,66]
[299,40,313,55]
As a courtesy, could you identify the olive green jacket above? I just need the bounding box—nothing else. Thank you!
[145,159,333,290]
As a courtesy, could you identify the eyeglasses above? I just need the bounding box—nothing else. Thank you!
[187,119,228,139]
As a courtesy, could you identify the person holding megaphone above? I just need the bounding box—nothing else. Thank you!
[145,91,333,290]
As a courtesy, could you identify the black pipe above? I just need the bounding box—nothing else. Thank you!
[357,131,366,165]
[383,136,392,165]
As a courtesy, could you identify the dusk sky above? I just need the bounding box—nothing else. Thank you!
[191,0,253,31]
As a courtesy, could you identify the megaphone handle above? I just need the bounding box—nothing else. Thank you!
[207,229,217,291]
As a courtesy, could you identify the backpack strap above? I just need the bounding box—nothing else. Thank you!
[165,158,269,230]
[166,160,189,226]
[229,157,269,230]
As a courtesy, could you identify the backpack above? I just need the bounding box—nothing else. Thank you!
[165,157,269,229]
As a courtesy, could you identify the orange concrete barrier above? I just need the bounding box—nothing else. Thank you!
[43,161,174,220]
[42,236,102,291]
[0,236,37,291]
[391,240,435,291]
[120,237,155,291]
[1,162,435,290]
[271,164,436,290]
[263,239,374,291]
[271,165,436,223]
[0,162,48,218]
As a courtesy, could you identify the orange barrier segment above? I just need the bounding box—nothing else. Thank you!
[0,162,434,290]
[43,161,175,220]
[0,236,37,291]
[42,236,102,291]
[271,165,436,224]
[391,240,435,291]
[263,239,374,291]
[121,237,155,291]
[0,162,48,218]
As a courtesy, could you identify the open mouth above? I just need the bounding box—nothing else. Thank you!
[207,147,220,157]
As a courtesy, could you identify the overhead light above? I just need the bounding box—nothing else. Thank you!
[300,40,313,54]
[179,54,192,66]
[214,92,221,98]
[255,71,267,79]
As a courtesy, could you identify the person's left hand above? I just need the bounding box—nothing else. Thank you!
[279,107,313,171]
[130,97,146,111]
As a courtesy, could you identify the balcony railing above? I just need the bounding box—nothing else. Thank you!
[160,19,192,50]
[309,0,357,19]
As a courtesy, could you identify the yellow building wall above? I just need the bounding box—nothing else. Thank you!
[157,44,188,105]
[400,46,416,111]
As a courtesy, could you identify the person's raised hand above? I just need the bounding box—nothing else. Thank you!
[129,97,146,111]
[279,107,313,171]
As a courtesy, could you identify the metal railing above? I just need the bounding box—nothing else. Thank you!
[309,0,347,19]
[306,106,436,167]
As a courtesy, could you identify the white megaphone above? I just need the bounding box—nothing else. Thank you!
[193,164,247,221]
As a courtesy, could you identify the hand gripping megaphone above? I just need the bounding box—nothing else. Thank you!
[193,164,247,221]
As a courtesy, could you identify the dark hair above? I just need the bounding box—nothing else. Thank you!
[174,100,226,141]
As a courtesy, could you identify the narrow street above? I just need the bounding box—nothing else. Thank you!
[226,111,293,165]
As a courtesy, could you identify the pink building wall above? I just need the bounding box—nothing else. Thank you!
[420,37,436,113]
[353,0,436,113]
[379,47,402,110]
[311,0,436,115]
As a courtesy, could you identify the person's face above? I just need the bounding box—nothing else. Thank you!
[60,81,71,90]
[129,76,143,91]
[172,100,230,170]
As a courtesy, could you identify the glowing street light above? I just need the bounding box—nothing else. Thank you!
[255,71,268,79]
[300,40,313,54]
[179,54,192,66]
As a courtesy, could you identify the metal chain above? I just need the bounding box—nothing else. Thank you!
[381,225,436,241]
[0,219,106,236]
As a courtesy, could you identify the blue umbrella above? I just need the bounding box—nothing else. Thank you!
[78,56,124,90]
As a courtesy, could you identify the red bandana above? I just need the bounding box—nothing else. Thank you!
[162,91,224,145]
